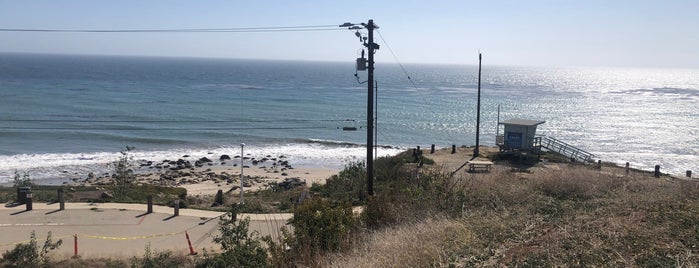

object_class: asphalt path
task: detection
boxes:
[0,202,291,259]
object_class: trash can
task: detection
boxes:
[17,186,32,204]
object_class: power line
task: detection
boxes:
[0,126,329,131]
[0,119,356,123]
[376,30,421,93]
[0,24,343,33]
[376,29,454,150]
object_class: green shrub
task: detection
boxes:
[316,161,366,205]
[209,204,268,267]
[130,243,177,268]
[1,231,62,267]
[289,198,356,258]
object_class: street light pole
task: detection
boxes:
[474,53,482,158]
[240,143,245,205]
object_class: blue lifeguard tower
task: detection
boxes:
[496,118,595,163]
[496,119,546,152]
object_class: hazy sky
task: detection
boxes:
[1,0,697,68]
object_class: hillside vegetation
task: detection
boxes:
[3,151,697,267]
[321,153,699,267]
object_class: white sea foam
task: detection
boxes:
[0,143,405,184]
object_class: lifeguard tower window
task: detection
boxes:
[506,132,522,148]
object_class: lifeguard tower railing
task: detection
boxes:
[497,135,595,163]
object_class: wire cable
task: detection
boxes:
[377,29,451,132]
[376,30,421,94]
[0,24,342,33]
[0,118,356,123]
[0,126,329,131]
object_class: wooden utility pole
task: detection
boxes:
[365,19,378,196]
[340,19,379,196]
[474,53,482,158]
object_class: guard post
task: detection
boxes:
[58,188,65,211]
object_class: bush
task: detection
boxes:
[209,204,268,267]
[130,244,180,268]
[316,161,366,205]
[288,197,356,264]
[1,231,62,267]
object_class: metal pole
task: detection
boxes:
[374,81,378,162]
[366,19,376,196]
[240,143,245,204]
[474,53,482,158]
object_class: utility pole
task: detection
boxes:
[340,19,379,196]
[474,53,482,158]
[365,19,377,196]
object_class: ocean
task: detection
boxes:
[0,53,697,183]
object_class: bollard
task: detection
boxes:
[185,231,197,255]
[625,162,630,174]
[688,170,692,178]
[73,234,78,258]
[654,165,660,178]
[26,193,33,211]
[451,145,456,154]
[58,188,65,211]
[174,200,180,216]
[597,160,602,169]
[147,195,153,214]
[430,144,435,154]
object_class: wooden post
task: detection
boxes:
[147,195,153,214]
[597,160,602,169]
[654,165,660,178]
[451,145,456,154]
[174,200,180,216]
[687,170,692,178]
[58,188,65,211]
[625,162,630,174]
[430,144,435,154]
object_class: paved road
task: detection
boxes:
[0,202,291,259]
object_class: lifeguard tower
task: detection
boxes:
[496,118,595,163]
[496,119,546,153]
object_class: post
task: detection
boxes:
[73,234,78,258]
[474,53,482,158]
[654,165,660,178]
[430,144,435,154]
[185,231,196,255]
[147,195,153,214]
[174,200,180,216]
[597,160,602,169]
[58,188,65,211]
[240,143,245,204]
[451,145,456,154]
[26,192,32,211]
[366,19,377,196]
[625,162,630,174]
[687,170,692,178]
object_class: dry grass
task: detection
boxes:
[324,218,472,268]
[323,162,699,267]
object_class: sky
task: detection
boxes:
[1,0,698,68]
